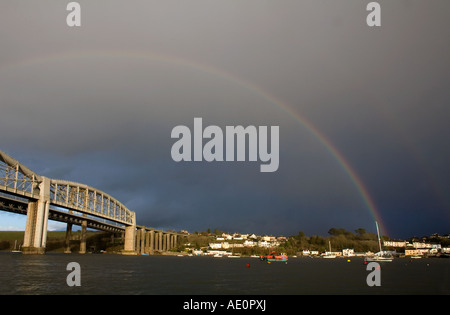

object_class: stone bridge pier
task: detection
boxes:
[122,223,137,255]
[22,177,50,255]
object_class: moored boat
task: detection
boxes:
[364,221,393,263]
[321,241,336,259]
[259,251,288,262]
[364,251,393,262]
[322,253,336,259]
[11,240,21,253]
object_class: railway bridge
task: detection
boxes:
[0,149,183,255]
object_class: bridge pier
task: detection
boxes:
[22,177,50,255]
[172,233,177,249]
[79,217,87,254]
[162,232,166,251]
[122,211,137,255]
[123,225,136,255]
[140,228,145,255]
[155,231,160,251]
[165,233,170,251]
[145,231,150,254]
[64,222,72,253]
[135,228,140,253]
[149,230,154,254]
[134,227,145,255]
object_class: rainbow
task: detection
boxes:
[0,49,389,236]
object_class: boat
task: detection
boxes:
[365,251,393,262]
[259,251,288,262]
[364,221,393,262]
[322,241,336,259]
[11,240,21,253]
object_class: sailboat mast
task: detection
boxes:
[376,221,382,252]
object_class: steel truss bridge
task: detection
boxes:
[0,149,182,255]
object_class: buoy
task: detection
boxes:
[347,259,351,262]
[246,263,250,268]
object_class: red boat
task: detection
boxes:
[259,251,288,262]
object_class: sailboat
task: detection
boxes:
[364,221,393,262]
[322,241,336,259]
[11,240,21,253]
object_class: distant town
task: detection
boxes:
[179,229,450,258]
[1,228,449,258]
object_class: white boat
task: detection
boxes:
[365,251,393,262]
[213,254,223,258]
[364,221,393,262]
[322,241,336,258]
[11,240,21,253]
[322,254,336,259]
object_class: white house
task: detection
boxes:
[342,248,355,257]
[243,240,256,247]
[209,243,223,249]
[233,234,243,240]
[258,240,271,247]
[384,241,407,247]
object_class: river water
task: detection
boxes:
[0,252,448,295]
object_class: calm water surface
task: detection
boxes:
[0,252,448,295]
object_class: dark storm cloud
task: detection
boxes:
[0,0,449,238]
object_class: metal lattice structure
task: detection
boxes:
[0,150,41,198]
[0,149,135,226]
[49,179,134,225]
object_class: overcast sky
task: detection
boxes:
[0,1,449,239]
